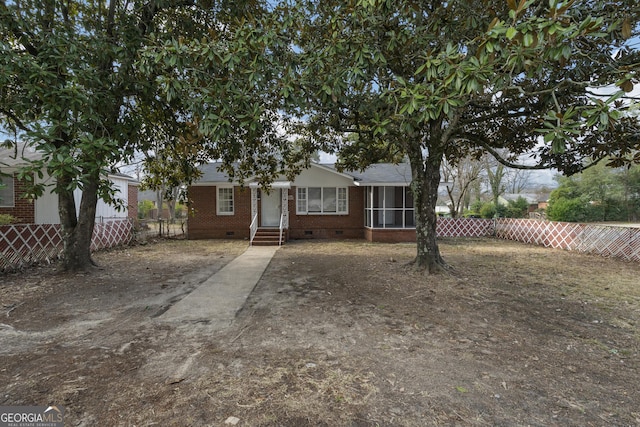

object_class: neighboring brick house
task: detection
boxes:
[188,162,430,243]
[0,173,34,223]
[1,145,138,224]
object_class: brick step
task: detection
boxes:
[252,236,281,242]
[254,230,280,236]
[252,229,284,246]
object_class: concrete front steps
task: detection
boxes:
[251,228,285,246]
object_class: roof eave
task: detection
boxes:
[355,182,411,186]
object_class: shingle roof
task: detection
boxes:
[196,162,414,185]
[502,193,543,204]
[0,143,42,166]
[198,163,235,182]
[109,171,137,181]
[1,143,136,183]
[338,163,412,185]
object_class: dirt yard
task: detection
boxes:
[1,238,639,426]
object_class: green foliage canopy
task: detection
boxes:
[268,0,640,270]
[0,0,277,269]
[2,0,639,271]
[547,163,640,222]
[281,0,640,173]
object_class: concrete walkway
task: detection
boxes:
[159,246,278,326]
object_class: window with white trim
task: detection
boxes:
[296,187,307,213]
[337,188,347,212]
[217,187,234,215]
[297,187,348,214]
[0,176,15,207]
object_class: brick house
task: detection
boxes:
[188,162,430,244]
[1,145,138,224]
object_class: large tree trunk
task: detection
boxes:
[58,172,99,271]
[408,145,447,273]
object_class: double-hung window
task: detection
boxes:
[297,187,348,214]
[0,176,15,207]
[217,187,234,215]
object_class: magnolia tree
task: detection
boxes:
[149,0,639,273]
[0,0,275,270]
[2,0,639,273]
[270,0,640,272]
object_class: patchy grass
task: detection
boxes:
[1,238,639,426]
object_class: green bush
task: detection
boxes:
[464,200,484,218]
[479,202,497,218]
[138,200,155,219]
[479,202,507,218]
[174,202,186,219]
[546,197,590,222]
[0,214,17,225]
[505,197,530,218]
[547,163,640,222]
[472,198,529,219]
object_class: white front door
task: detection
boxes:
[261,189,281,227]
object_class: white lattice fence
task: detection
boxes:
[91,220,134,251]
[0,224,63,271]
[496,219,640,262]
[437,218,494,237]
[1,219,134,271]
[574,225,640,261]
[495,219,582,249]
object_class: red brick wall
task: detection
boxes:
[0,174,35,224]
[288,186,365,240]
[187,185,252,239]
[186,184,420,242]
[127,183,139,224]
[365,228,417,243]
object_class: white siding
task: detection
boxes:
[94,176,129,220]
[34,174,60,224]
[35,173,130,224]
[293,165,354,188]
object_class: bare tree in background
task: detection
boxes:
[484,155,507,207]
[504,163,534,194]
[441,157,483,217]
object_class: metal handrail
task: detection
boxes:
[278,212,285,246]
[249,213,258,246]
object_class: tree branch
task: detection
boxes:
[0,3,39,56]
[0,107,31,132]
[467,133,606,175]
[138,0,196,36]
[459,106,535,126]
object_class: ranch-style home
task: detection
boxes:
[188,162,436,245]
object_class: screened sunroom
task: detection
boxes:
[364,186,415,229]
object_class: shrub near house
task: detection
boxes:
[0,214,17,225]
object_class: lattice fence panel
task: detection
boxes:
[496,219,583,249]
[574,225,640,261]
[437,218,494,237]
[1,219,133,272]
[496,219,640,262]
[0,224,63,271]
[91,219,134,251]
